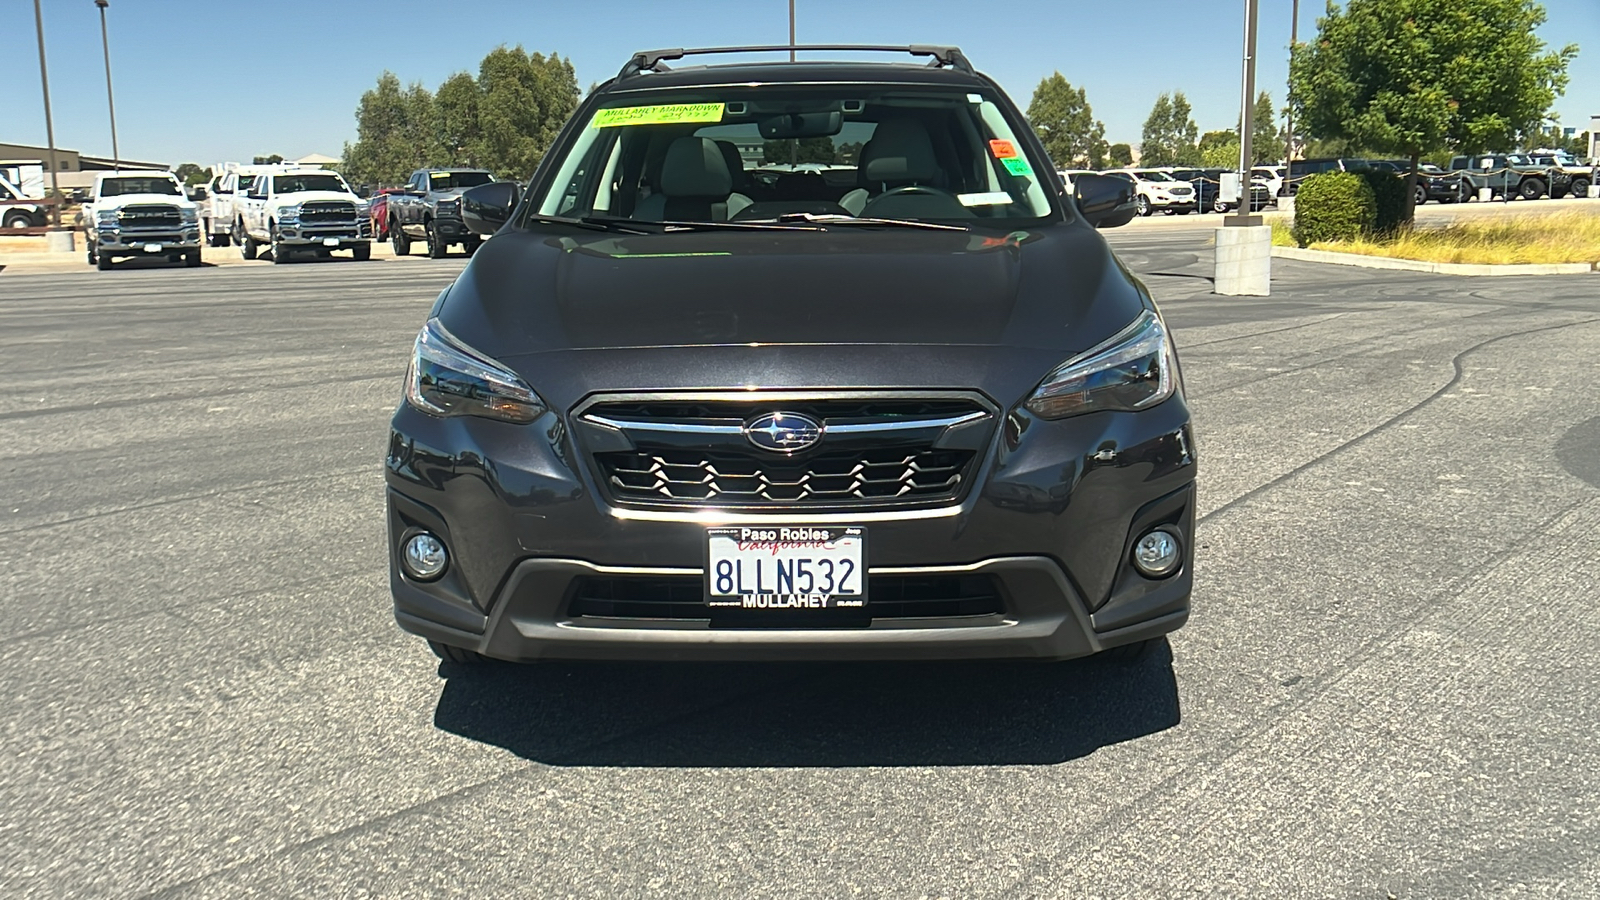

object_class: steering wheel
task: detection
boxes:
[869,184,963,204]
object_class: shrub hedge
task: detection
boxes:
[1292,172,1376,247]
[1358,168,1409,236]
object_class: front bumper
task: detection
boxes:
[1150,195,1196,210]
[95,225,202,253]
[276,218,373,246]
[386,391,1197,662]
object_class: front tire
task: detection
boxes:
[426,224,446,258]
[240,230,257,260]
[270,225,289,264]
[351,242,371,261]
[391,219,410,256]
[184,250,202,268]
[463,236,482,255]
[1519,177,1546,200]
[429,640,489,665]
[96,251,113,270]
[1136,196,1152,217]
[1571,177,1591,198]
[1414,185,1427,206]
[2,210,32,229]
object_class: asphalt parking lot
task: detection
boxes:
[3,227,1598,898]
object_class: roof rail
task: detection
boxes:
[617,44,973,80]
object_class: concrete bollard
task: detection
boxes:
[45,230,76,252]
[1278,194,1294,218]
[1478,187,1493,202]
[1589,184,1599,199]
[1214,225,1272,296]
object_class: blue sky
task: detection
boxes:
[6,0,1597,166]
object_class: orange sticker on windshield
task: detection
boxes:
[989,139,1018,159]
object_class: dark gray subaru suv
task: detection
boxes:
[386,45,1196,664]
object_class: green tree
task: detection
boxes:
[1140,92,1198,166]
[1025,72,1107,169]
[252,154,283,165]
[474,46,580,179]
[434,71,481,167]
[174,163,211,186]
[1290,0,1575,221]
[1201,140,1242,169]
[1251,91,1281,164]
[340,72,415,187]
[1106,143,1133,167]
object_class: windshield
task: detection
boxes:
[271,173,350,194]
[100,177,181,197]
[530,86,1057,226]
[1135,171,1175,182]
[430,171,493,190]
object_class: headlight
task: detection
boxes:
[437,199,460,215]
[1025,311,1175,419]
[405,318,545,424]
[96,208,118,223]
[180,207,199,223]
[277,204,301,220]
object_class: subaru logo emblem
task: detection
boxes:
[744,412,823,454]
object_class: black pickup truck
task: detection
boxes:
[1449,154,1559,201]
[386,168,496,258]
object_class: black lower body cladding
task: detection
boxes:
[386,389,1197,662]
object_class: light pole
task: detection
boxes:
[1285,0,1299,168]
[1227,0,1261,227]
[32,0,62,226]
[788,0,796,61]
[95,0,120,171]
[1215,0,1270,297]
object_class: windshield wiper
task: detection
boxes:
[750,213,970,232]
[583,215,821,233]
[522,214,654,235]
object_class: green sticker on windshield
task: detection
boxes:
[593,103,726,127]
[1002,156,1034,177]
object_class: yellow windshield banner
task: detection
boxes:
[592,103,726,128]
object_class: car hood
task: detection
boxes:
[270,191,357,207]
[434,224,1151,407]
[94,193,196,211]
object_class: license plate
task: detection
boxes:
[706,526,866,609]
[142,243,162,253]
[322,237,340,247]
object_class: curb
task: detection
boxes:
[1270,246,1597,276]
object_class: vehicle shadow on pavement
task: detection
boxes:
[431,642,1181,767]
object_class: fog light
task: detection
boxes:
[1132,529,1181,578]
[402,533,448,580]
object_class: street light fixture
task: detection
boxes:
[96,0,120,172]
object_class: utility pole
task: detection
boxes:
[1215,0,1270,296]
[96,0,120,171]
[788,0,796,61]
[1285,0,1298,167]
[32,0,62,226]
[1227,0,1261,227]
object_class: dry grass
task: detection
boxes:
[1287,210,1600,265]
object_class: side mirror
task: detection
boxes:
[461,181,521,234]
[1072,173,1137,229]
[190,187,208,200]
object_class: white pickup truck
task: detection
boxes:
[1,174,49,229]
[203,165,286,247]
[236,169,372,263]
[83,171,203,270]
